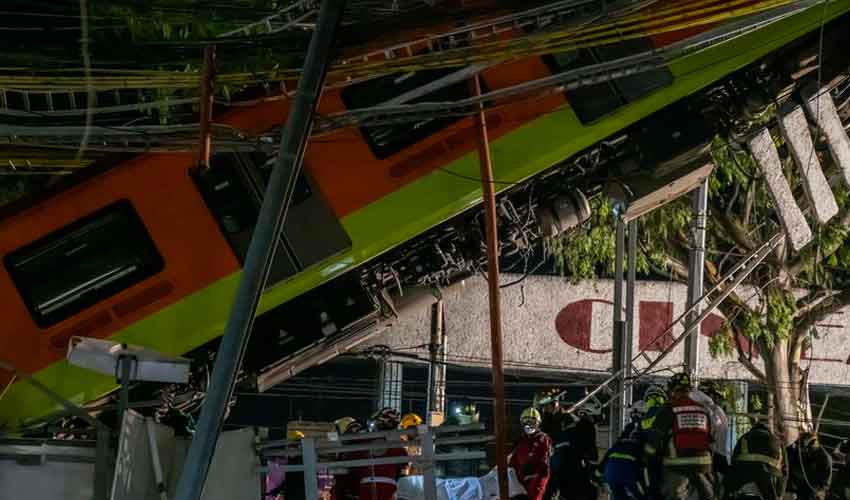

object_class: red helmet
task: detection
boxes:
[369,407,401,431]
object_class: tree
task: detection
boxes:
[552,130,850,445]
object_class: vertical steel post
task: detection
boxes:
[94,423,112,500]
[685,179,708,375]
[173,1,344,498]
[302,438,320,500]
[610,218,626,444]
[427,300,446,424]
[624,220,637,410]
[422,429,438,500]
[471,74,509,500]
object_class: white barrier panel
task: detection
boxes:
[368,276,850,385]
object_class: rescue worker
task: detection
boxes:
[534,388,565,436]
[400,413,423,475]
[331,419,364,500]
[788,432,832,500]
[509,407,552,500]
[439,399,485,477]
[723,421,785,500]
[562,404,602,500]
[355,408,409,500]
[603,412,647,500]
[640,385,668,500]
[647,372,715,500]
[534,388,569,500]
[267,430,306,500]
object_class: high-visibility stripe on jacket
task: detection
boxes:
[662,441,713,467]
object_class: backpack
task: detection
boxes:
[671,397,711,454]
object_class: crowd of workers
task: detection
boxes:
[270,373,850,500]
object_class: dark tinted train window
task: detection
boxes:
[547,38,673,124]
[341,68,474,159]
[5,200,163,328]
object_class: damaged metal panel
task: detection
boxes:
[748,128,811,251]
[778,105,838,223]
[803,87,850,189]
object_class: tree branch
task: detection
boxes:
[795,289,841,318]
[715,212,757,252]
[733,327,767,382]
[788,209,850,279]
[794,288,850,336]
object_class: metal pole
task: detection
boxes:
[198,45,216,168]
[173,1,344,498]
[685,179,708,374]
[624,219,637,409]
[427,300,446,424]
[471,74,509,500]
[610,218,626,444]
[303,438,320,500]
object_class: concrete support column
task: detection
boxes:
[378,360,404,412]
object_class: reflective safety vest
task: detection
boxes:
[670,397,711,455]
[733,427,783,474]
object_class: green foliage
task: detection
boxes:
[546,197,616,281]
[708,323,735,358]
[766,289,796,340]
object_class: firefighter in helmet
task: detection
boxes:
[510,407,552,500]
[354,407,408,500]
[647,372,716,500]
[640,384,668,500]
[723,420,786,500]
[534,388,568,500]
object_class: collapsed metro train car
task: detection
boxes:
[0,1,847,429]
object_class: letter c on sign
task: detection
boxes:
[555,299,612,353]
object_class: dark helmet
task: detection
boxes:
[533,388,561,409]
[699,379,725,403]
[668,372,693,392]
[369,407,401,431]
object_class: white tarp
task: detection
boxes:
[397,468,526,500]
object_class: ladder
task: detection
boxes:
[567,83,850,413]
[0,88,197,119]
[566,231,783,414]
[217,0,318,38]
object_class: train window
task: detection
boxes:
[546,38,672,124]
[5,200,164,328]
[341,68,474,159]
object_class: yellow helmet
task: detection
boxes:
[334,417,356,434]
[401,413,424,429]
[287,430,305,441]
[520,407,542,423]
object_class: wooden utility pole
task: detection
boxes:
[471,74,509,500]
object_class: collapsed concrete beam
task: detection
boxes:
[778,105,838,224]
[803,87,850,188]
[749,128,812,251]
